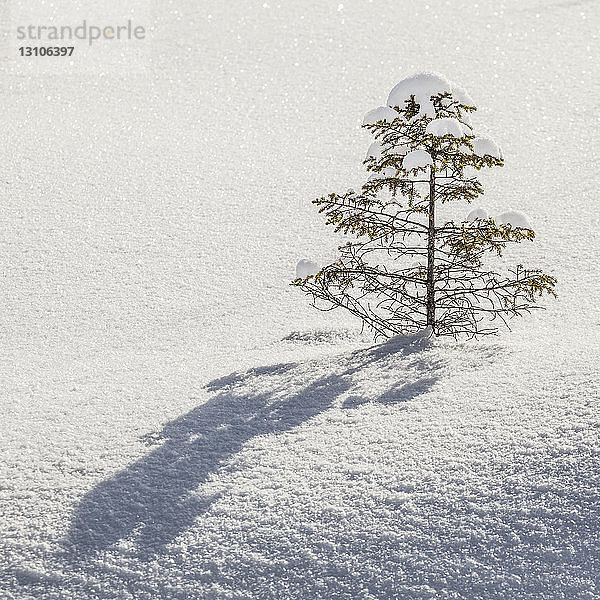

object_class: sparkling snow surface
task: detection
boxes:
[1,1,600,599]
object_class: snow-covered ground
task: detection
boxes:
[1,1,599,598]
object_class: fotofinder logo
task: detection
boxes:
[16,20,146,46]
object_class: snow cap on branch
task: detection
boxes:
[366,140,410,161]
[379,166,397,178]
[425,117,465,137]
[451,84,475,109]
[496,211,531,229]
[402,149,433,171]
[362,105,398,126]
[387,143,411,156]
[473,136,502,159]
[365,140,383,159]
[466,207,489,221]
[296,259,320,279]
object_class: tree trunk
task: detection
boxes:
[426,165,436,330]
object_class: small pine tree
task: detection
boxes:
[294,74,556,338]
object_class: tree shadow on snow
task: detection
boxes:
[64,332,440,562]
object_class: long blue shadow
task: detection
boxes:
[65,367,353,558]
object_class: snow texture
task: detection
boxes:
[425,117,465,137]
[1,1,599,599]
[402,149,433,171]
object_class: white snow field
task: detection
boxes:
[1,0,600,598]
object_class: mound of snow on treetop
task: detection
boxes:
[402,149,433,171]
[386,72,473,118]
[425,117,465,137]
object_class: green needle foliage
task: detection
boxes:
[293,81,556,338]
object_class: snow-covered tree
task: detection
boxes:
[294,73,556,338]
